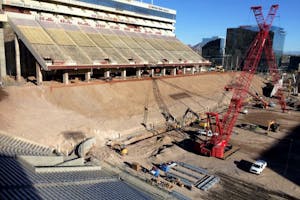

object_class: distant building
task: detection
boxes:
[288,56,300,71]
[225,26,286,71]
[192,36,225,66]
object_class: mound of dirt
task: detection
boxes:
[0,73,265,150]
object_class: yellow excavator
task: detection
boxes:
[106,141,128,156]
[267,120,280,133]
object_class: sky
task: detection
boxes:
[142,0,300,52]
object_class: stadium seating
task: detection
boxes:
[9,14,204,66]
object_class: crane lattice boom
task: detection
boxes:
[199,5,286,158]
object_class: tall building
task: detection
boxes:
[0,0,209,83]
[201,37,225,66]
[192,36,225,66]
[225,25,285,71]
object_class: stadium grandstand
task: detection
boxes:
[0,0,209,84]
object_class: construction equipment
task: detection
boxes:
[181,108,200,127]
[267,120,280,132]
[152,78,179,130]
[195,5,286,159]
[225,85,269,109]
[107,141,128,156]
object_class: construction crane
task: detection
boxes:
[196,5,286,159]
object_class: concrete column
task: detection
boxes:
[0,24,7,78]
[104,70,110,78]
[63,72,69,84]
[85,71,91,82]
[171,68,176,76]
[161,68,166,76]
[121,69,126,79]
[150,69,154,77]
[136,68,141,78]
[183,67,186,75]
[191,67,195,75]
[15,36,21,81]
[36,62,42,85]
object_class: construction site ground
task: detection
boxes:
[0,72,300,199]
[103,107,300,199]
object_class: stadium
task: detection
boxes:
[0,0,209,84]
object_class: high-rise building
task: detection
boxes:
[225,25,285,71]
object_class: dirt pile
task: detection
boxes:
[0,73,265,152]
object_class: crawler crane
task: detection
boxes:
[196,5,286,159]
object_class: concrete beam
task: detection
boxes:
[36,62,42,85]
[85,71,91,82]
[35,165,102,173]
[17,155,64,167]
[161,68,166,76]
[121,69,126,79]
[0,24,6,78]
[63,72,69,84]
[15,35,21,81]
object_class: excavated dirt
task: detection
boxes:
[1,72,300,199]
[0,72,260,152]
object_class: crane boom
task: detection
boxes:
[198,5,285,158]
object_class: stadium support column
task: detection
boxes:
[85,71,91,82]
[104,69,110,78]
[36,62,42,85]
[161,68,166,76]
[15,35,21,82]
[136,68,141,78]
[150,69,154,77]
[121,69,126,79]
[183,67,186,75]
[63,72,69,84]
[191,67,195,75]
[0,23,6,79]
[171,68,176,76]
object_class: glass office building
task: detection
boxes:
[225,26,285,71]
[200,36,225,66]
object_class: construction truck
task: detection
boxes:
[215,65,225,72]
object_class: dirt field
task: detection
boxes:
[104,108,300,199]
[0,72,299,199]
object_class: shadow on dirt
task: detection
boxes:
[234,159,253,172]
[258,124,300,186]
[173,138,201,155]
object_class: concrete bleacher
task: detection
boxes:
[0,134,154,200]
[9,14,205,67]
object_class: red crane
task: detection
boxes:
[196,4,286,159]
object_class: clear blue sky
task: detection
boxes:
[142,0,300,52]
